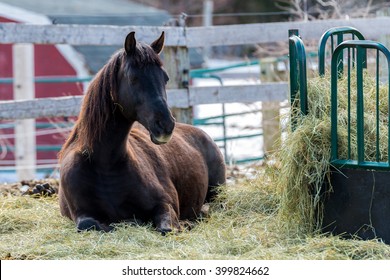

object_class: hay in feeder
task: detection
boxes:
[276,71,389,235]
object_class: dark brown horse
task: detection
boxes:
[58,31,226,233]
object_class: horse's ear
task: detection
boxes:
[124,31,136,55]
[150,31,165,55]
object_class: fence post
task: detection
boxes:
[377,8,390,78]
[13,43,36,180]
[164,15,192,124]
[260,57,281,156]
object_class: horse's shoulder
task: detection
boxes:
[60,150,86,174]
[129,122,149,138]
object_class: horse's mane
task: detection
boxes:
[59,42,163,160]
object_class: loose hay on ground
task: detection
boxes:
[1,170,389,259]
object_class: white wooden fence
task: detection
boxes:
[0,83,287,119]
[2,17,390,119]
[1,17,390,46]
[2,17,390,179]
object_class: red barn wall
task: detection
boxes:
[0,16,83,172]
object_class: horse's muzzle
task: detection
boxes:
[151,133,173,145]
[148,111,175,145]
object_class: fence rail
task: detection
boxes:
[1,17,390,47]
[0,83,288,119]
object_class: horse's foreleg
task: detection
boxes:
[153,203,181,234]
[76,217,113,232]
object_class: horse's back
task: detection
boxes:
[172,123,226,185]
[165,123,226,202]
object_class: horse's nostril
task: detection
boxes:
[156,120,164,130]
[155,116,175,135]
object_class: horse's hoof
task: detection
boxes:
[157,227,172,236]
[77,217,112,232]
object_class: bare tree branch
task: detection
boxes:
[275,0,305,20]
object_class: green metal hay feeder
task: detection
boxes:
[289,26,390,244]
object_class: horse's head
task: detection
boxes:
[115,31,175,145]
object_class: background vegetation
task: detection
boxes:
[133,0,390,26]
